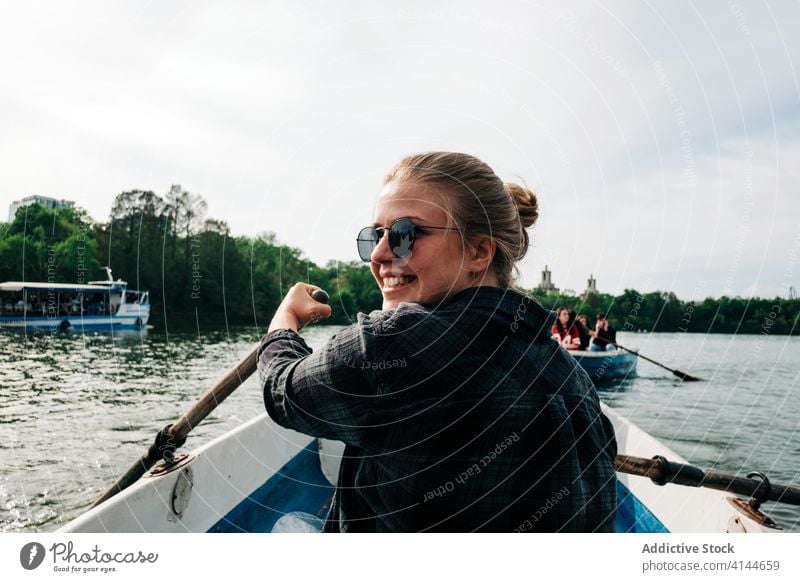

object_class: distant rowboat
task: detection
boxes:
[573,349,638,382]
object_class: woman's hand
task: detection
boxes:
[268,283,333,333]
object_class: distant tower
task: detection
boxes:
[537,265,559,294]
[584,274,598,296]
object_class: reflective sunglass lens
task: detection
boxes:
[389,219,414,258]
[356,227,378,262]
[356,219,418,262]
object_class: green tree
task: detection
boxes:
[1,205,96,283]
[0,233,46,282]
[96,190,168,321]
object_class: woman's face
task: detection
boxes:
[369,180,475,309]
[559,309,570,324]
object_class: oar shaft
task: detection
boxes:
[613,342,702,381]
[620,348,668,371]
[90,454,157,508]
[90,287,331,509]
[170,346,259,440]
[90,347,260,509]
[616,454,800,506]
[701,470,800,505]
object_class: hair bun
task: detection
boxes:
[505,182,539,228]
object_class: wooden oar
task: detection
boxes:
[616,454,800,506]
[91,289,330,509]
[609,340,702,382]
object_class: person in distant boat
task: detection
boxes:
[551,307,581,350]
[590,312,617,351]
[259,152,617,533]
[575,312,592,350]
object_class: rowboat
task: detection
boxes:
[573,349,638,382]
[0,268,149,331]
[59,403,783,533]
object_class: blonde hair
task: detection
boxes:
[385,152,539,288]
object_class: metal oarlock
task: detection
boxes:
[146,424,187,465]
[746,471,772,511]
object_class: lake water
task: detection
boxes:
[1,326,798,532]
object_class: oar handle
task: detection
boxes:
[616,454,800,506]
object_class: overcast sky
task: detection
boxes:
[1,0,798,299]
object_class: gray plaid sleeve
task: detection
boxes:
[258,320,379,446]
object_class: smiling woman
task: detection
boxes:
[258,152,618,532]
[361,152,540,308]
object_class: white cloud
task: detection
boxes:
[1,0,798,299]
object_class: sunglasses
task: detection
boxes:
[356,217,459,262]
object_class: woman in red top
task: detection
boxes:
[551,307,581,350]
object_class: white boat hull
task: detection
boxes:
[60,407,783,533]
[62,415,326,533]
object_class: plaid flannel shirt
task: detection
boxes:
[259,286,617,532]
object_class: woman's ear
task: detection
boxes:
[467,236,496,273]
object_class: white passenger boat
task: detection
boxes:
[0,268,149,331]
[59,403,784,533]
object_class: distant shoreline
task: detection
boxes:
[2,202,798,336]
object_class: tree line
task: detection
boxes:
[531,289,798,336]
[1,186,797,334]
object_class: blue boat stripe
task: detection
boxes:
[615,480,669,533]
[209,445,668,533]
[208,440,334,533]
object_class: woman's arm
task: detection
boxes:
[260,284,378,446]
[259,324,378,447]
